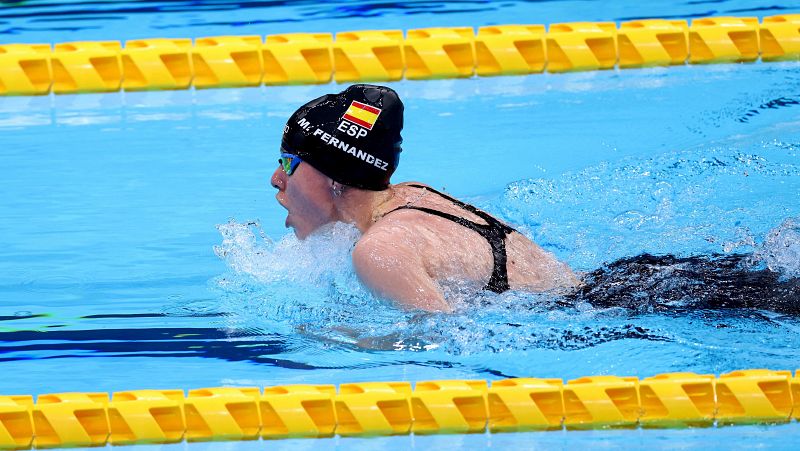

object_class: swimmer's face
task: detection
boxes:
[271,159,337,239]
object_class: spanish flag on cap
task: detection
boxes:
[342,100,382,130]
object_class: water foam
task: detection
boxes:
[212,220,397,335]
[214,219,361,286]
[753,217,800,279]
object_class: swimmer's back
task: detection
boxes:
[366,182,579,295]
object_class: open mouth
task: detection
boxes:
[274,195,290,228]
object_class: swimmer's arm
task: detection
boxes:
[352,235,452,313]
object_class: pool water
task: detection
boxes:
[2,0,800,449]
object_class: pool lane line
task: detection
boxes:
[0,369,798,447]
[0,15,799,95]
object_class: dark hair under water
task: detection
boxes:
[568,253,800,314]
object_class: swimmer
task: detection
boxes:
[271,84,580,312]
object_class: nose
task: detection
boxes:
[271,165,285,191]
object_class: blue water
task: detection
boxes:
[2,1,800,449]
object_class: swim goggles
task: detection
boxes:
[279,152,302,176]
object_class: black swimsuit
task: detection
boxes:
[385,184,516,293]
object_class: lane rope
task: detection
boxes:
[0,15,798,95]
[1,369,798,448]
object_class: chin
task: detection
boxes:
[291,224,312,240]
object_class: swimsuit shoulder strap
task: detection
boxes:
[383,183,514,293]
[390,205,488,235]
[403,184,514,232]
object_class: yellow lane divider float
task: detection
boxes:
[0,14,799,96]
[0,369,799,448]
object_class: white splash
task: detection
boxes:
[214,219,362,286]
[753,217,800,279]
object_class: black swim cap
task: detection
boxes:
[281,84,403,191]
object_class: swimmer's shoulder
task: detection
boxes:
[361,189,434,251]
[352,227,451,312]
[374,181,435,224]
[392,181,433,192]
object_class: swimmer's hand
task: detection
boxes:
[352,232,452,313]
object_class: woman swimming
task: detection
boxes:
[271,84,798,313]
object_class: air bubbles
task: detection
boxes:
[613,210,653,230]
[650,181,673,201]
